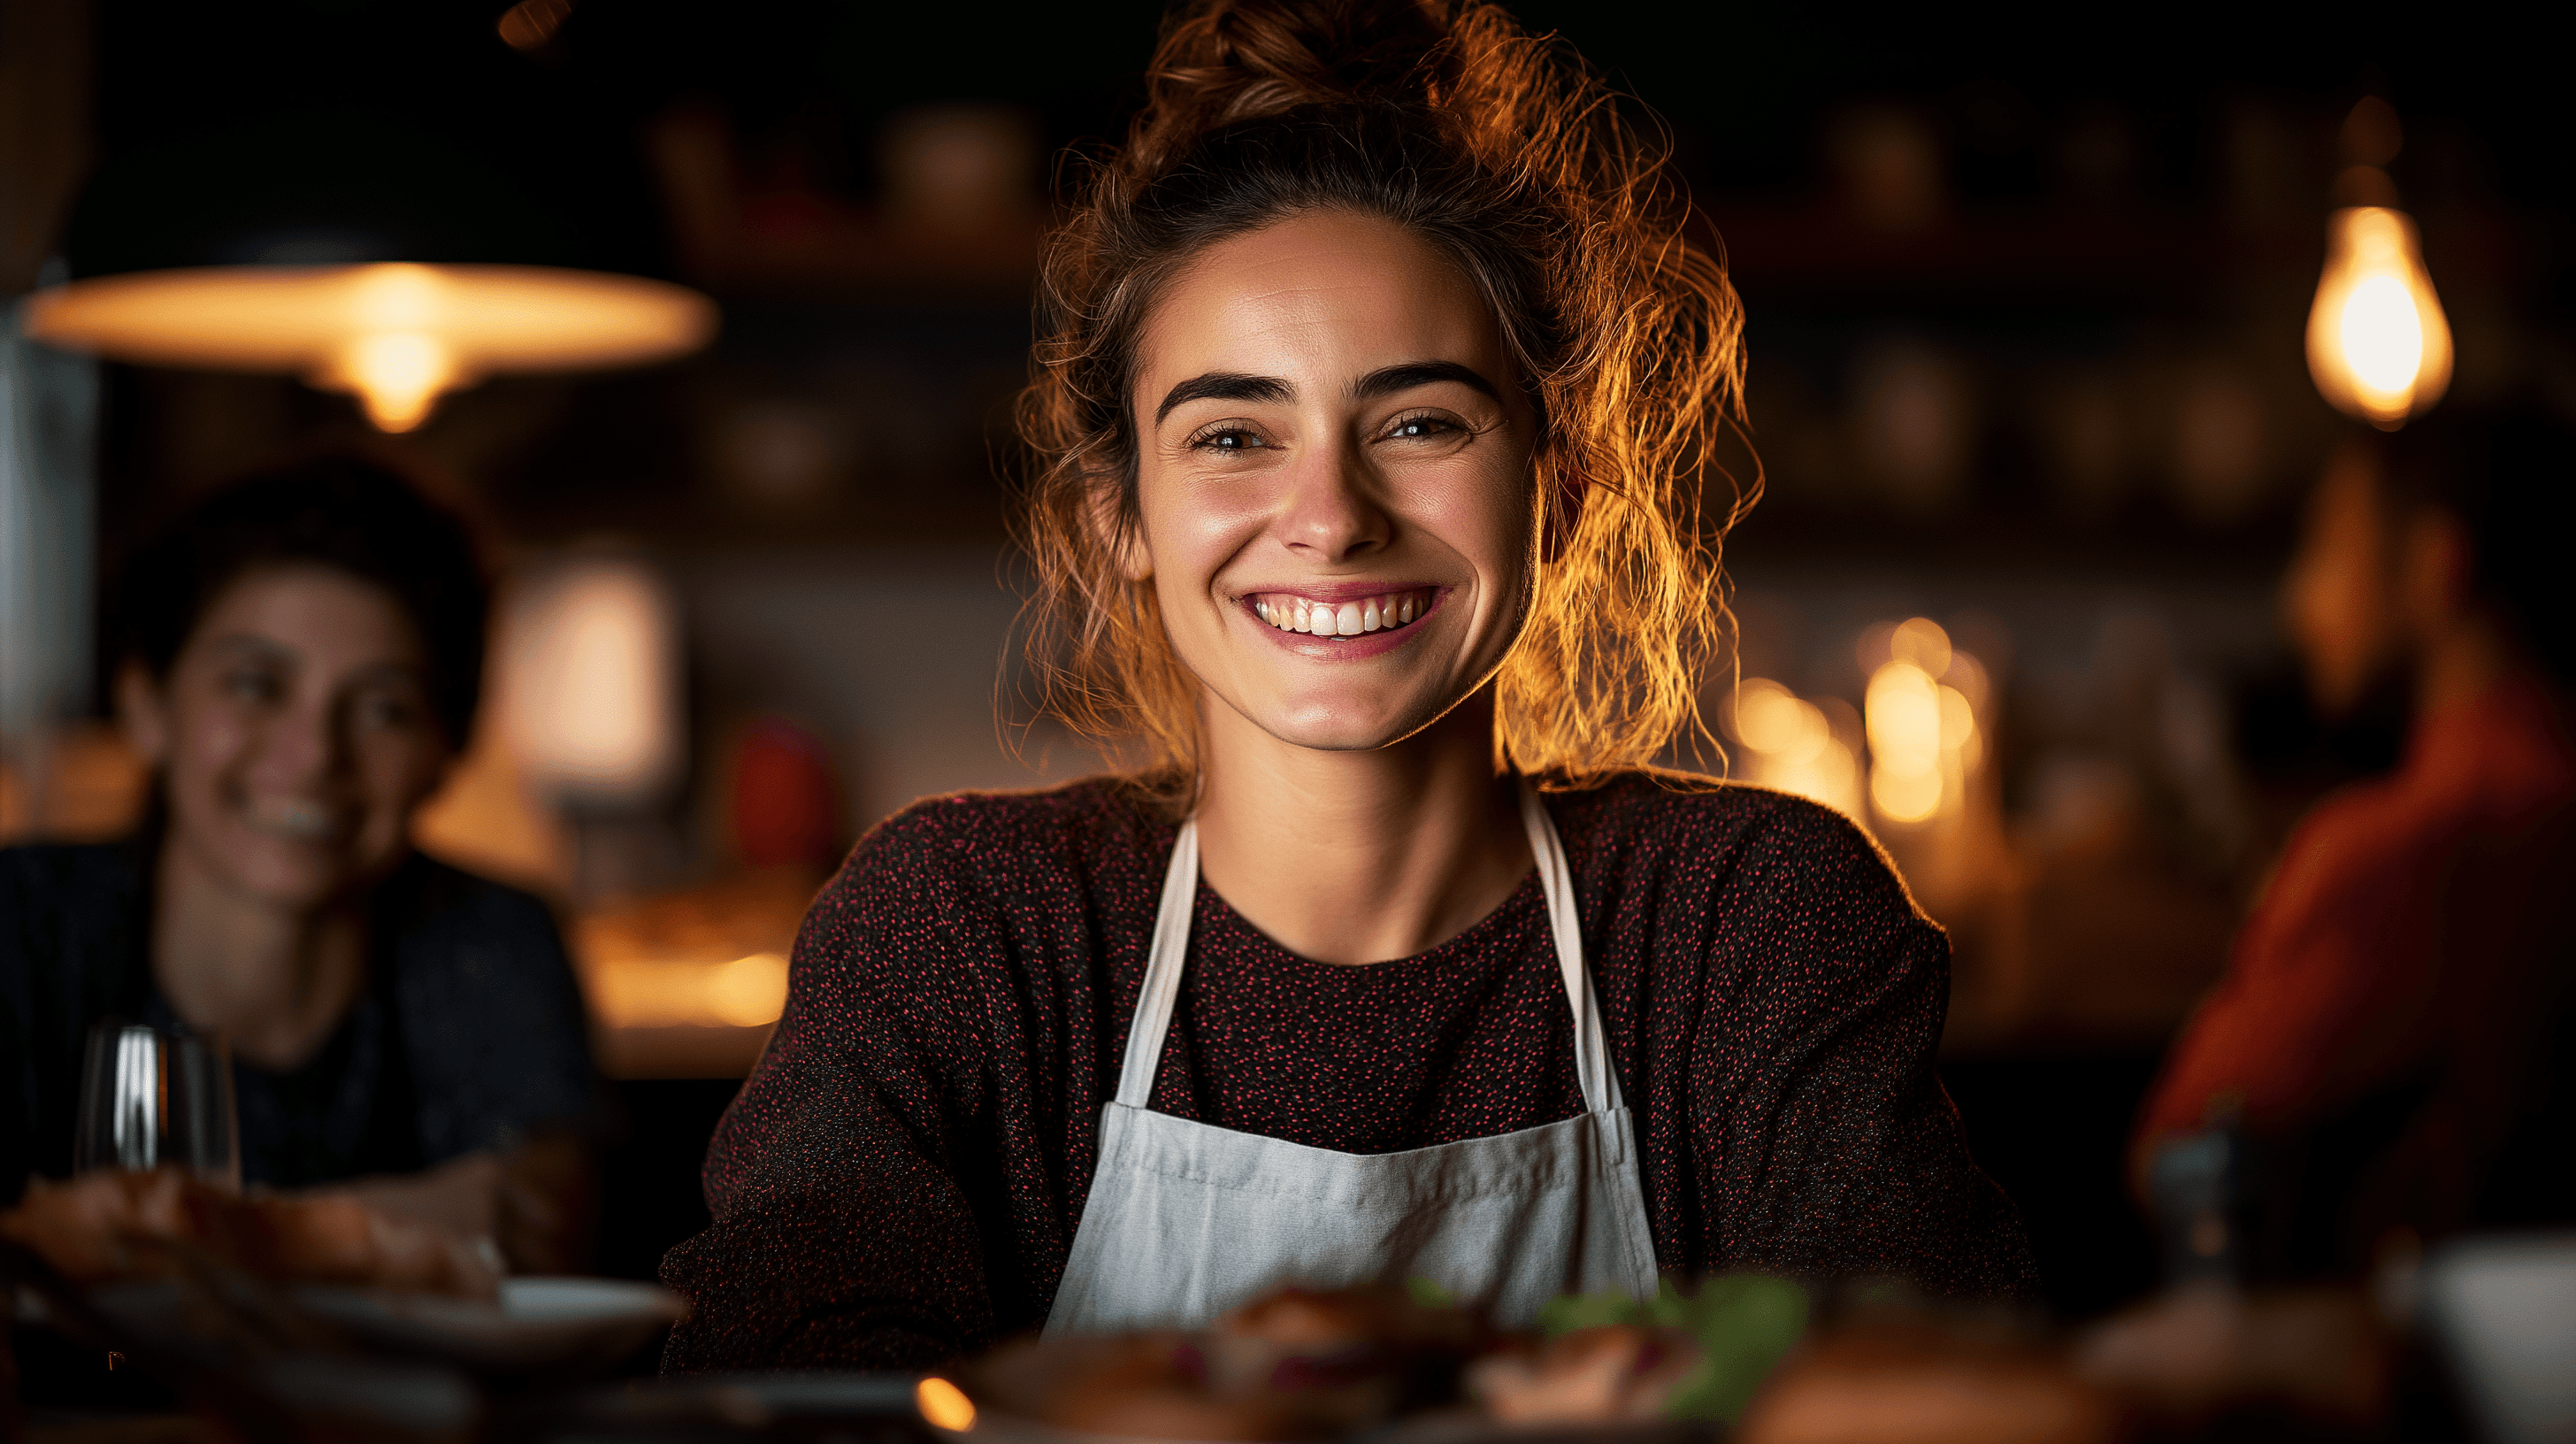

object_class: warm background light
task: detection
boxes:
[21,263,716,433]
[2305,206,2452,429]
[501,559,685,804]
[1726,678,1863,820]
[916,1378,978,1432]
[585,951,789,1031]
[1858,618,1984,828]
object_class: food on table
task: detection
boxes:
[2074,1282,2388,1427]
[1534,1273,1811,1423]
[989,1284,1491,1440]
[0,1168,499,1301]
[1468,1321,1702,1424]
[967,1275,1812,1440]
[1736,1323,2120,1444]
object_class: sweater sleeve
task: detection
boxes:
[657,807,1016,1371]
[1691,802,2037,1299]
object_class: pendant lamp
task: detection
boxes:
[18,114,716,433]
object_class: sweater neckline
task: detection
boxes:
[1187,867,1548,977]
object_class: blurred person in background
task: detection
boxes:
[0,455,602,1272]
[2135,405,2576,1272]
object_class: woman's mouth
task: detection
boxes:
[242,795,346,842]
[1247,588,1433,637]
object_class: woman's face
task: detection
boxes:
[122,564,454,910]
[1131,209,1541,753]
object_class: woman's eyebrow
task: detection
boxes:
[197,633,297,664]
[1155,372,1293,424]
[1353,360,1500,403]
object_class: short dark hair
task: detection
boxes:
[2373,403,2576,681]
[111,455,490,745]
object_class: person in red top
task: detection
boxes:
[2136,406,2576,1270]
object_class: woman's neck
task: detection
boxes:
[152,838,372,1071]
[1192,685,1531,965]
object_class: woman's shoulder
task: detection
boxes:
[840,773,1172,886]
[1542,770,1920,916]
[0,841,150,990]
[1545,769,1892,860]
[0,839,144,904]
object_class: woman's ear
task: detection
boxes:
[1088,475,1153,583]
[115,660,170,767]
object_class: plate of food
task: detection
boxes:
[930,1276,1809,1444]
[1,1168,684,1377]
[285,1274,687,1372]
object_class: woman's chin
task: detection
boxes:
[189,829,370,910]
[1243,696,1453,754]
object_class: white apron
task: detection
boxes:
[1043,781,1660,1335]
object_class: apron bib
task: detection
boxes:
[1044,781,1660,1335]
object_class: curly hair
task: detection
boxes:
[1012,0,1748,790]
[111,453,491,749]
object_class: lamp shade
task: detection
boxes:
[24,264,716,431]
[23,113,715,431]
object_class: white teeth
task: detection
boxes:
[1254,590,1430,637]
[249,797,336,840]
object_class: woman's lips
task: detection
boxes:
[240,795,346,842]
[1246,588,1434,637]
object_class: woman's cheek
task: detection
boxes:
[363,734,445,820]
[173,698,251,803]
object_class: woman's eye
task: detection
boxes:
[1386,415,1460,441]
[1191,427,1267,452]
[354,694,421,731]
[221,668,283,703]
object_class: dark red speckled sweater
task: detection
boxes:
[659,773,2036,1371]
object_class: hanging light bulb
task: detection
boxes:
[2304,100,2452,431]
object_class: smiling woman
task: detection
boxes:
[0,456,602,1275]
[660,0,2035,1375]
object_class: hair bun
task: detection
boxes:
[1125,0,1457,176]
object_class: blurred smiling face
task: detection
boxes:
[124,564,454,910]
[1129,208,1542,751]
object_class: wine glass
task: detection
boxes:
[73,1019,240,1188]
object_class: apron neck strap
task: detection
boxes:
[1516,780,1622,1113]
[1116,812,1201,1106]
[1116,779,1622,1114]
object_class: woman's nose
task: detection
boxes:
[251,695,344,787]
[1274,437,1391,562]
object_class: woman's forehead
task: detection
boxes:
[189,563,425,664]
[1138,211,1507,400]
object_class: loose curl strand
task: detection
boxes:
[1011,0,1748,794]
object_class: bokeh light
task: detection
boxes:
[2305,205,2453,428]
[1862,618,1985,826]
[1727,677,1862,819]
[586,951,788,1031]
